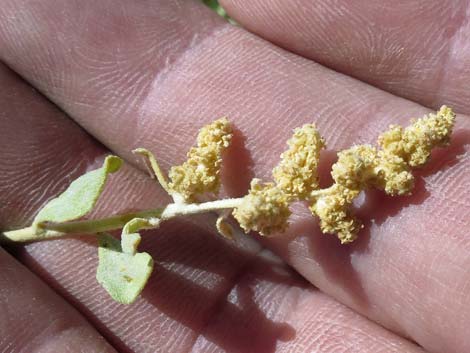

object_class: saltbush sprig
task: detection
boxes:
[1,106,456,303]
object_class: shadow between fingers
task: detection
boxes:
[287,215,371,309]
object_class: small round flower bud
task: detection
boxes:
[273,124,325,199]
[232,179,290,236]
[374,152,414,195]
[378,125,406,159]
[310,185,362,244]
[331,144,378,190]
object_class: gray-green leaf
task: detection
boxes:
[97,233,153,304]
[33,156,122,230]
[121,218,154,255]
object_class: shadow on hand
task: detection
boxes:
[221,126,255,197]
[138,218,299,353]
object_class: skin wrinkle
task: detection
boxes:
[431,4,469,110]
[89,5,226,152]
[191,261,424,353]
[129,31,230,169]
[222,0,470,113]
[283,293,422,353]
[169,26,425,156]
[0,248,115,353]
[23,318,79,353]
[139,27,265,170]
[0,64,106,230]
[2,0,228,161]
[186,249,281,353]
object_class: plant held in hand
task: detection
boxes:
[1,106,456,304]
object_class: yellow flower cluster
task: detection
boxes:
[272,124,325,199]
[315,106,455,243]
[232,179,290,235]
[310,185,361,243]
[375,105,455,194]
[233,106,455,243]
[167,107,455,243]
[8,107,455,306]
[168,118,232,202]
[233,124,325,235]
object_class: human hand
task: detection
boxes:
[0,1,468,352]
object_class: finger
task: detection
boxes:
[0,65,107,230]
[220,0,470,114]
[0,249,113,351]
[0,1,468,352]
[189,251,426,353]
[0,64,424,353]
[0,62,117,352]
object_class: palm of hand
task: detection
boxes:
[0,1,469,352]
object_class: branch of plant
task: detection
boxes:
[1,197,245,243]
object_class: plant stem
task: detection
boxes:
[1,208,162,243]
[1,198,244,243]
[133,148,173,195]
[47,209,163,234]
[161,198,243,219]
[309,185,336,198]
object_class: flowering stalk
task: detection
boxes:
[0,108,456,303]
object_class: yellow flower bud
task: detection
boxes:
[309,106,455,241]
[379,105,455,167]
[273,124,325,199]
[331,144,378,190]
[168,118,232,201]
[310,185,362,244]
[232,179,290,236]
[374,151,414,195]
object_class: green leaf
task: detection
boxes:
[201,0,234,23]
[33,156,123,230]
[97,233,153,304]
[202,0,220,10]
[121,217,156,255]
